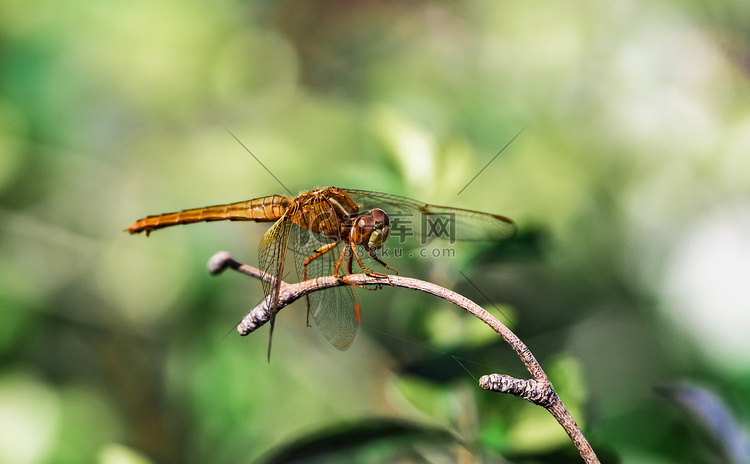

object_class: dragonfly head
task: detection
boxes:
[350,208,391,250]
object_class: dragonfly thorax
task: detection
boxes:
[291,187,360,239]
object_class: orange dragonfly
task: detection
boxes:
[126,187,517,354]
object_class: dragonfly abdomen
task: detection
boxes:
[126,195,290,235]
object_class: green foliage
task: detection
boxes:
[2,0,750,462]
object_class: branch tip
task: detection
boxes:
[208,251,234,274]
[480,374,557,408]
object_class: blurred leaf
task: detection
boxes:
[425,303,511,351]
[0,100,26,193]
[255,418,459,464]
[53,384,123,464]
[504,404,571,455]
[657,383,750,464]
[98,443,155,464]
[0,373,59,464]
[388,375,455,424]
[547,355,587,422]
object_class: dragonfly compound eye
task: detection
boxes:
[350,215,375,244]
[357,215,375,234]
[367,209,391,249]
[371,208,389,227]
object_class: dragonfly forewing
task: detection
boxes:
[344,189,517,243]
[259,215,294,323]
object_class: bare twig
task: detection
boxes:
[208,251,599,463]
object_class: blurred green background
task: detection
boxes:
[2,1,750,463]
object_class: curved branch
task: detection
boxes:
[208,251,599,464]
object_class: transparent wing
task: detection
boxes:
[257,213,296,358]
[344,189,517,243]
[290,221,359,351]
[258,215,293,314]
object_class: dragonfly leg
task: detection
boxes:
[346,246,355,274]
[368,249,398,275]
[332,242,376,291]
[331,242,347,277]
[304,241,341,275]
[350,241,394,278]
[303,241,340,326]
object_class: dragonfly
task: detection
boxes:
[126,187,517,356]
